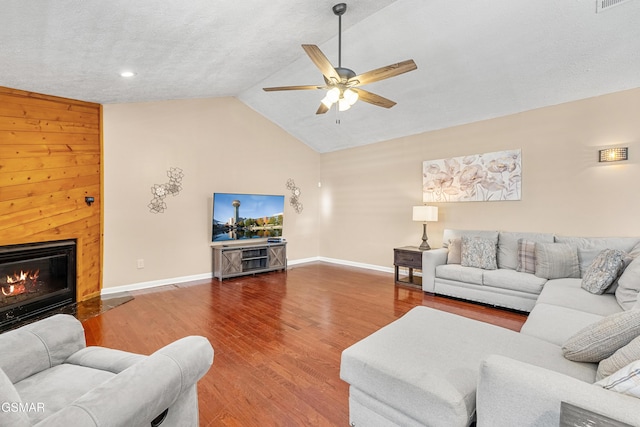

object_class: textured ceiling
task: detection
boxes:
[2,0,640,152]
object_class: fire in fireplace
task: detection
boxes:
[0,240,76,329]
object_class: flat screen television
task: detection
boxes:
[212,193,285,242]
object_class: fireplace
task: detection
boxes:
[0,240,76,328]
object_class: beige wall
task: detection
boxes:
[319,88,640,269]
[103,97,321,289]
[103,89,640,288]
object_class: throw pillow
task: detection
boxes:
[581,249,631,295]
[596,360,640,399]
[562,310,640,362]
[597,335,640,381]
[447,238,462,264]
[461,236,497,270]
[516,239,536,274]
[616,257,640,311]
[534,243,580,280]
[605,253,632,294]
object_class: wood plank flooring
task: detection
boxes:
[81,262,527,426]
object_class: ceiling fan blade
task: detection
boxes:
[316,103,330,115]
[349,59,417,86]
[353,89,396,109]
[263,85,324,92]
[302,44,341,83]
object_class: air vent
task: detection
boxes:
[596,0,633,13]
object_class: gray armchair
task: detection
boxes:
[0,314,213,427]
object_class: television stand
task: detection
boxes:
[212,242,287,281]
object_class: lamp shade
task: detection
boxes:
[413,206,438,222]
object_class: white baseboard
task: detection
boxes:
[101,273,212,296]
[101,257,395,296]
[317,257,394,274]
[287,256,321,266]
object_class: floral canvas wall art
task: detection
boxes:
[422,149,521,202]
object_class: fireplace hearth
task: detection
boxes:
[0,240,76,329]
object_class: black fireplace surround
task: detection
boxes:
[0,239,76,328]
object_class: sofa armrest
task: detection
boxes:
[36,336,214,427]
[476,355,640,427]
[421,248,448,293]
[0,314,85,383]
[65,346,147,374]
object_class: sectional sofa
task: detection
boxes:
[340,229,640,426]
[422,229,640,312]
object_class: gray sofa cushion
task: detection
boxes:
[581,249,631,295]
[616,257,640,310]
[482,269,547,295]
[520,303,604,347]
[15,364,116,424]
[562,310,640,362]
[597,335,640,381]
[555,236,640,276]
[534,243,580,279]
[497,231,554,270]
[536,279,623,316]
[436,264,484,285]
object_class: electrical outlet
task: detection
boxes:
[137,259,144,269]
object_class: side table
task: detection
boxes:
[394,246,423,287]
[560,402,632,427]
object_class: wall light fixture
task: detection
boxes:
[599,147,628,162]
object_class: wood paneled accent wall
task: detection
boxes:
[0,86,102,301]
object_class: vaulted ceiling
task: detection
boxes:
[2,0,639,152]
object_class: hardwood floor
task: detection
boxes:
[81,262,527,426]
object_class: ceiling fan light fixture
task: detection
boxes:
[327,87,341,103]
[321,87,341,108]
[343,88,358,105]
[262,3,417,115]
[338,97,352,111]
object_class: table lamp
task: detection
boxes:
[412,206,438,250]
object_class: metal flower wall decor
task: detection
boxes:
[148,167,184,213]
[422,149,521,202]
[286,178,303,214]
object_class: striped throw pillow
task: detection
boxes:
[562,310,640,362]
[516,239,536,274]
[596,359,640,399]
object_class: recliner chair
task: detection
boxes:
[0,314,213,426]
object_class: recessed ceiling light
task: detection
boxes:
[120,71,136,78]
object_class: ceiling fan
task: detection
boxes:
[263,3,417,115]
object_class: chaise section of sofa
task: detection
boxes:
[340,306,597,427]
